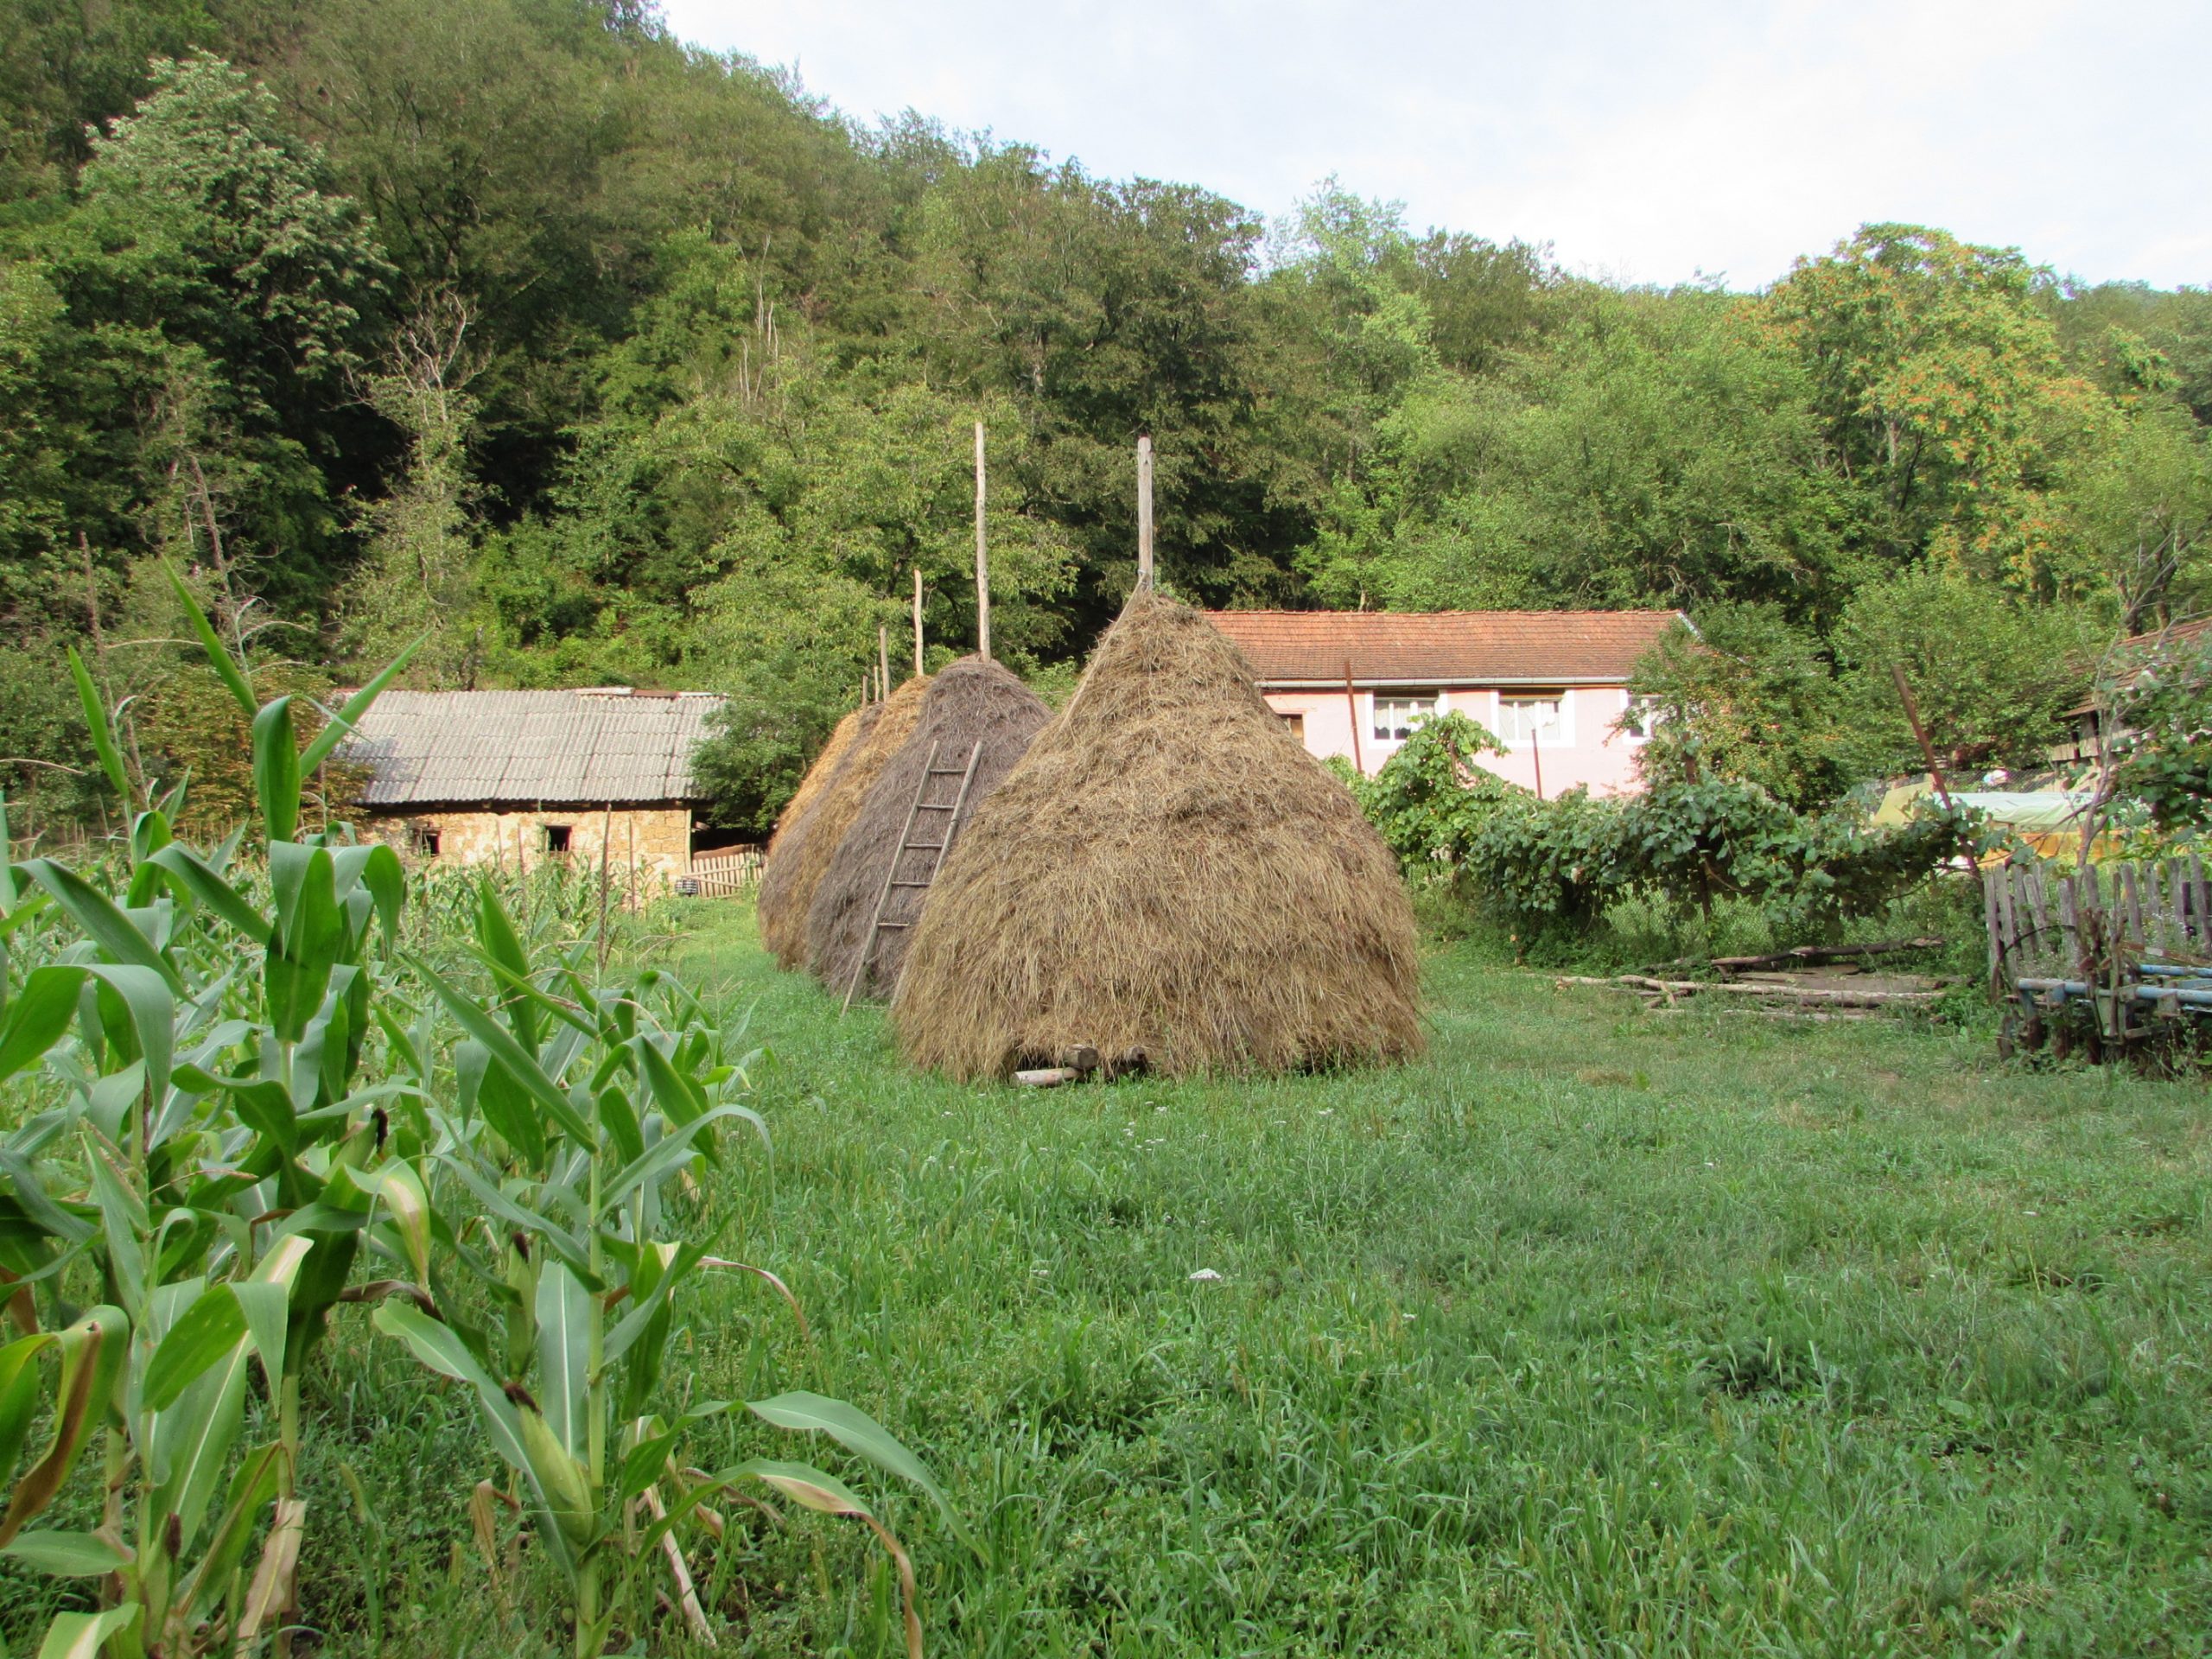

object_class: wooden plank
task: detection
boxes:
[2192,854,2211,953]
[2028,863,2056,978]
[2057,872,2081,979]
[1991,862,2008,995]
[2122,862,2145,950]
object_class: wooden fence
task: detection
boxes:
[684,845,762,898]
[1984,855,2212,1051]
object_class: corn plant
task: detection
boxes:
[0,575,422,1656]
[373,880,958,1655]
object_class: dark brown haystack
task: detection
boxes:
[757,676,931,968]
[805,657,1051,998]
[754,703,876,953]
[890,592,1422,1079]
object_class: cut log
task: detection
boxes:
[1014,1066,1079,1087]
[1555,975,1940,1008]
[1707,937,1945,973]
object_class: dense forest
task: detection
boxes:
[3,0,2209,835]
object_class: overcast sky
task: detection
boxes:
[656,0,2205,292]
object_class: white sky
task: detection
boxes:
[657,0,2208,292]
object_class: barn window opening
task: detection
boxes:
[412,825,442,858]
[543,823,573,855]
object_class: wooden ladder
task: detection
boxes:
[842,741,982,1012]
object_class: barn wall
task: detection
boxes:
[359,806,694,883]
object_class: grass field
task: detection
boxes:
[267,900,2212,1656]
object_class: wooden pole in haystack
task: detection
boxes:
[1136,435,1154,592]
[879,625,891,693]
[974,421,991,661]
[912,566,924,676]
[1344,659,1363,777]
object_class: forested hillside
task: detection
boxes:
[4,0,2209,834]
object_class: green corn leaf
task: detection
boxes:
[534,1261,594,1463]
[435,1159,592,1281]
[595,1105,753,1220]
[146,846,269,943]
[232,1281,289,1388]
[298,638,423,775]
[628,1034,704,1130]
[354,1162,431,1289]
[36,1603,143,1659]
[17,861,181,990]
[85,965,174,1110]
[410,958,591,1147]
[372,1301,537,1490]
[0,1333,55,1478]
[0,968,86,1084]
[0,893,51,938]
[0,1306,129,1549]
[165,560,256,718]
[85,1152,146,1318]
[149,1335,251,1554]
[616,1426,683,1503]
[331,844,405,951]
[65,647,129,802]
[2,1529,132,1577]
[177,1441,282,1624]
[251,698,301,847]
[143,1283,248,1412]
[747,1390,963,1541]
[474,882,538,1057]
[0,790,16,910]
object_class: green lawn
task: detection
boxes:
[291,900,2210,1656]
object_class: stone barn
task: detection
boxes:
[342,688,725,884]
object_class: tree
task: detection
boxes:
[1628,604,1852,809]
[2053,399,2212,632]
[1833,563,2094,776]
[1768,224,2088,588]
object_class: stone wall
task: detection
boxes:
[359,805,695,883]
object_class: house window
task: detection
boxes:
[543,823,573,855]
[1281,712,1306,741]
[1498,695,1564,746]
[1619,695,1656,740]
[1372,693,1439,743]
[411,825,442,858]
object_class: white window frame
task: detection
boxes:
[1617,689,1655,743]
[1368,690,1443,747]
[1492,690,1573,749]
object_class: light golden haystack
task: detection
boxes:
[756,676,931,968]
[890,592,1422,1079]
[804,657,1051,999]
[773,704,874,850]
[754,703,876,952]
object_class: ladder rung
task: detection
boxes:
[875,921,910,930]
[890,880,932,888]
[926,766,969,777]
[905,842,944,852]
[911,801,957,810]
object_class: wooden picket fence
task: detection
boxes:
[1983,855,2212,1055]
[683,845,762,898]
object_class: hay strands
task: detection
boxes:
[1556,974,1942,1010]
[842,740,982,1013]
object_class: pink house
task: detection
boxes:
[1203,609,1688,798]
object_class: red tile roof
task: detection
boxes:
[1201,609,1688,686]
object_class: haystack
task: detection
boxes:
[774,703,874,850]
[753,703,877,952]
[756,676,931,968]
[805,657,1051,999]
[890,592,1422,1079]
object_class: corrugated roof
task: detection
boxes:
[341,689,725,807]
[1200,609,1688,685]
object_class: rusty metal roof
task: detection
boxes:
[341,689,724,807]
[1201,609,1688,686]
